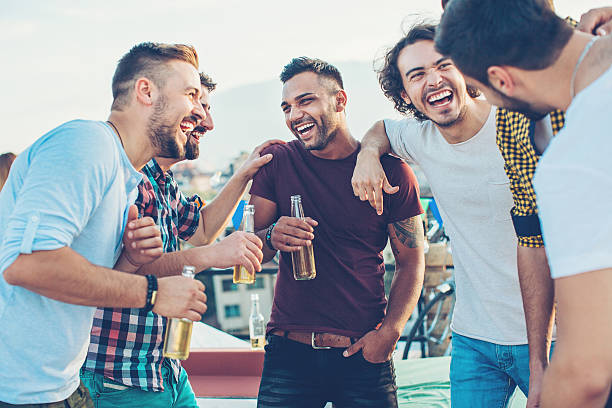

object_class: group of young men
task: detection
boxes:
[0,1,610,408]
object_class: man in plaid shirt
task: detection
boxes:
[81,72,282,407]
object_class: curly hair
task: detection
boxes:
[377,22,479,120]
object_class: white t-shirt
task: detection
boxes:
[534,64,612,279]
[385,108,527,345]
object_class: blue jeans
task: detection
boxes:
[257,334,398,408]
[80,361,197,408]
[450,332,535,408]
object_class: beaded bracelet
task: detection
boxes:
[143,274,158,312]
[265,222,277,251]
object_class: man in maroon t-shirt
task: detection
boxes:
[249,57,425,408]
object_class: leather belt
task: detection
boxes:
[271,330,355,349]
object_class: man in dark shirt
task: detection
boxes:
[249,57,425,407]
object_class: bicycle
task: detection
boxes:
[401,278,455,359]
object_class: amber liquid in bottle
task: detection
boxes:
[249,293,266,350]
[163,265,196,360]
[163,319,194,360]
[233,265,255,284]
[233,204,258,284]
[290,195,316,280]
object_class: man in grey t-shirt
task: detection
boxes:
[352,23,529,408]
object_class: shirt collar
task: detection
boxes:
[146,158,173,184]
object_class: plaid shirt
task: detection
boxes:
[83,159,204,391]
[495,17,576,248]
[496,109,565,248]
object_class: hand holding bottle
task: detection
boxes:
[154,274,207,322]
[268,216,318,252]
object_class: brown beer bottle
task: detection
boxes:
[290,195,316,280]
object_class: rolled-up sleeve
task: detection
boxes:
[495,109,545,248]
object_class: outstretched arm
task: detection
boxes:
[135,231,263,278]
[3,247,208,321]
[188,139,284,246]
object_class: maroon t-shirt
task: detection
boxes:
[250,140,422,337]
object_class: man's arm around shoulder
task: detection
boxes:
[188,139,282,247]
[353,120,400,215]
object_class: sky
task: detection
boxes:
[0,0,608,169]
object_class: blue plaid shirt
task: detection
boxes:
[83,159,204,391]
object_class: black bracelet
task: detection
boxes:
[143,274,158,312]
[265,222,277,251]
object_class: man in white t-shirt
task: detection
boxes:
[436,1,612,407]
[351,23,529,408]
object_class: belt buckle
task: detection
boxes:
[311,332,332,349]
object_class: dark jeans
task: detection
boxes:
[0,381,93,408]
[257,334,398,408]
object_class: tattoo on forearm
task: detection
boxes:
[392,215,424,248]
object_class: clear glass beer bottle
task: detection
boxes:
[290,195,316,280]
[233,204,256,284]
[249,293,265,350]
[163,265,196,360]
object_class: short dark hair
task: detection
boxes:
[280,57,344,90]
[200,72,217,92]
[112,42,199,110]
[435,0,572,86]
[377,22,479,120]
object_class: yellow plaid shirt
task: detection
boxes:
[495,17,576,248]
[495,109,566,247]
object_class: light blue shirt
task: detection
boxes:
[0,120,142,404]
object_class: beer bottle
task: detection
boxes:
[290,195,316,280]
[162,265,196,360]
[249,293,265,350]
[233,204,257,284]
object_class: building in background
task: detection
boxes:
[211,267,276,335]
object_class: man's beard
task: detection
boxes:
[184,136,199,160]
[147,95,184,159]
[298,111,337,152]
[430,104,468,128]
[494,89,549,121]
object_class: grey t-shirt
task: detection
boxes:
[385,108,527,345]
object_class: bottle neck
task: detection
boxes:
[250,300,260,315]
[243,212,254,233]
[182,268,195,279]
[291,199,303,218]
